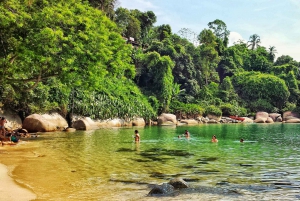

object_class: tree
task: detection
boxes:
[178,28,198,46]
[144,52,175,112]
[232,71,289,111]
[243,46,272,73]
[247,34,261,50]
[114,7,141,40]
[268,46,277,62]
[129,9,156,47]
[88,0,118,19]
[0,0,138,116]
[197,29,220,85]
[208,19,230,47]
[275,55,299,67]
[157,24,172,41]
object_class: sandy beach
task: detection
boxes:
[0,152,36,201]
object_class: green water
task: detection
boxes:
[2,123,300,200]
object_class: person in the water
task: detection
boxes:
[211,135,218,142]
[240,138,244,143]
[184,130,190,138]
[134,130,140,142]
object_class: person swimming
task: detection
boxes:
[211,135,218,143]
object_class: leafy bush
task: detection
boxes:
[169,101,205,118]
[232,71,289,111]
[205,105,222,116]
[249,99,278,113]
[71,78,156,121]
[220,102,248,116]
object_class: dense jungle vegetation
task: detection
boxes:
[1,0,300,121]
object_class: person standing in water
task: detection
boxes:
[134,130,140,142]
[184,130,190,138]
[211,135,218,143]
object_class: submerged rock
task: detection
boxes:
[148,183,175,196]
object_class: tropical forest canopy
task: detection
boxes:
[1,0,300,122]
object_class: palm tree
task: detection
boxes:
[247,34,261,50]
[268,46,277,62]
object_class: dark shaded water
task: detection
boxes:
[1,123,300,200]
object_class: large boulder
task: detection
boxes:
[132,118,146,126]
[255,112,269,123]
[283,111,299,121]
[265,117,274,123]
[22,113,68,132]
[285,118,300,123]
[73,117,100,130]
[242,117,254,123]
[207,114,221,122]
[0,109,22,130]
[269,113,282,122]
[157,113,177,125]
[180,119,199,125]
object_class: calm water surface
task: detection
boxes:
[1,123,300,200]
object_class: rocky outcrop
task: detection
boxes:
[269,113,282,122]
[265,117,274,123]
[72,117,99,130]
[0,109,22,130]
[148,183,175,196]
[283,111,299,121]
[64,128,76,132]
[157,113,177,125]
[180,119,199,125]
[242,117,254,123]
[207,119,219,124]
[285,118,300,123]
[22,113,68,132]
[207,114,221,122]
[132,118,146,126]
[254,112,269,123]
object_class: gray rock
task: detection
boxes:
[148,183,175,196]
[168,178,189,189]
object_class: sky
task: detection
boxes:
[117,0,300,61]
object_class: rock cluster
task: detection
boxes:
[2,110,300,133]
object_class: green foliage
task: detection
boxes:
[243,47,272,73]
[219,101,247,116]
[114,7,141,39]
[232,71,289,111]
[282,102,297,113]
[249,99,279,113]
[208,19,230,47]
[0,0,154,120]
[271,64,299,77]
[143,51,175,112]
[71,78,156,120]
[198,29,220,85]
[218,77,238,102]
[169,101,205,118]
[205,105,222,116]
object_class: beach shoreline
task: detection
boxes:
[0,147,36,201]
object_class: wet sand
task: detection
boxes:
[0,147,36,201]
